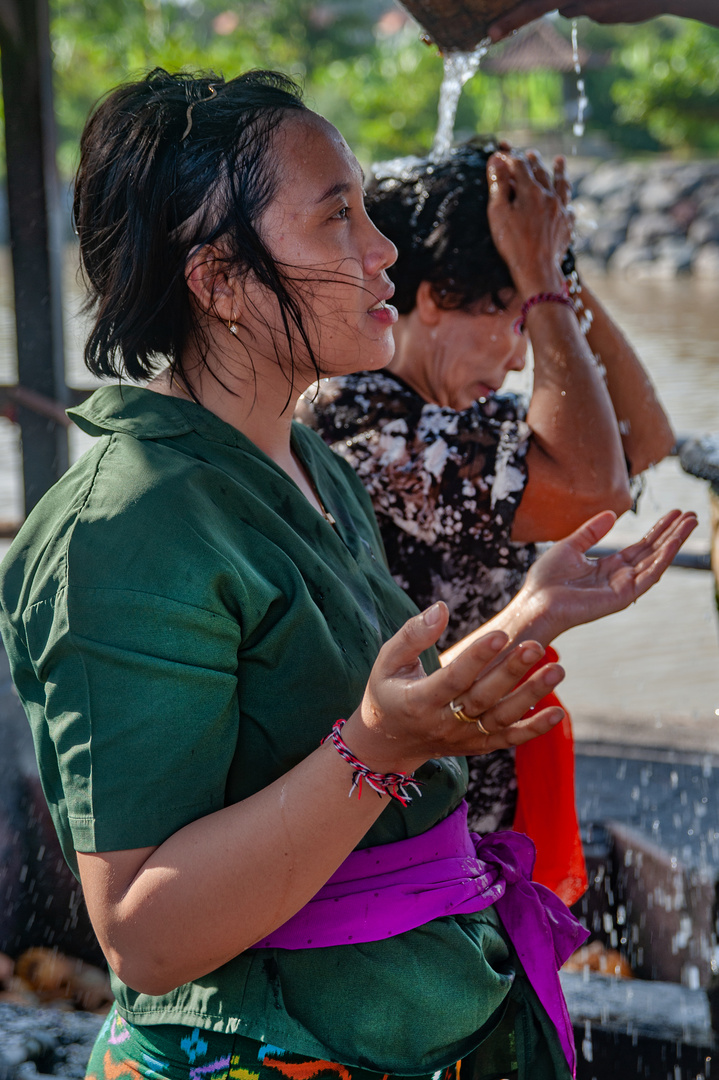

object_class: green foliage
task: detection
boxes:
[47,0,571,174]
[556,14,719,153]
[3,1,714,182]
[463,69,563,137]
[611,17,719,152]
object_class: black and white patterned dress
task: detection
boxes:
[298,369,537,833]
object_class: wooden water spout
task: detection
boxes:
[398,0,516,51]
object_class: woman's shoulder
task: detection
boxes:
[450,391,529,430]
[297,371,422,440]
[0,419,289,631]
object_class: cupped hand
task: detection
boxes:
[343,602,566,776]
[521,508,699,640]
[487,149,573,298]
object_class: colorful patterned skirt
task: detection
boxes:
[86,1006,467,1080]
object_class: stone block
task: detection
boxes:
[689,217,719,246]
[607,242,654,273]
[561,972,715,1080]
[693,243,719,278]
[638,177,682,214]
[626,211,683,246]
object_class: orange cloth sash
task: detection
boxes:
[513,646,588,907]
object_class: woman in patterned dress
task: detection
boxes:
[298,140,675,900]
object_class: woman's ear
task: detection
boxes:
[185,245,240,325]
[415,280,443,328]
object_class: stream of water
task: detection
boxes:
[570,20,588,149]
[422,25,718,746]
[431,41,489,160]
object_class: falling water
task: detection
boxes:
[570,19,589,151]
[431,40,489,161]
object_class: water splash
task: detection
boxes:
[431,41,489,161]
[570,20,588,152]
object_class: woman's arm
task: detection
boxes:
[574,277,675,475]
[487,151,632,543]
[77,508,696,997]
[77,618,563,998]
[441,507,695,664]
[487,0,719,43]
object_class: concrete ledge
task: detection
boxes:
[562,971,713,1047]
[571,709,719,756]
[563,972,715,1079]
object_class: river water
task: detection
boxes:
[0,251,718,749]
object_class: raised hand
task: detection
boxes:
[344,508,696,774]
[521,508,698,639]
[487,150,573,298]
[344,601,566,774]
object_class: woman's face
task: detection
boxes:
[424,291,527,411]
[250,111,399,379]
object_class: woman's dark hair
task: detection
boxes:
[73,67,310,387]
[366,139,574,315]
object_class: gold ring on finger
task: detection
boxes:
[450,699,473,723]
[450,700,490,736]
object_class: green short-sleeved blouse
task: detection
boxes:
[0,387,570,1079]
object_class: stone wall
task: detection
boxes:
[571,158,719,278]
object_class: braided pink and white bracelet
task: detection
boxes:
[513,284,574,336]
[323,719,423,807]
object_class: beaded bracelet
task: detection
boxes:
[513,284,574,336]
[323,719,423,807]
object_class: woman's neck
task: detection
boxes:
[387,312,437,405]
[146,353,327,518]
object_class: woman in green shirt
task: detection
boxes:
[0,68,695,1080]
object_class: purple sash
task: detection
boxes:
[251,801,588,1076]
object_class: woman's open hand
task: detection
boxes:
[521,508,698,639]
[343,508,696,777]
[343,603,566,775]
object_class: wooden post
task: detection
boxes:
[0,0,68,515]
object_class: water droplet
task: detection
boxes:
[570,22,588,150]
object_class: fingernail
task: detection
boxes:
[423,602,442,626]
[520,643,542,665]
[544,666,564,686]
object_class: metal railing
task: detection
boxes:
[0,383,89,538]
